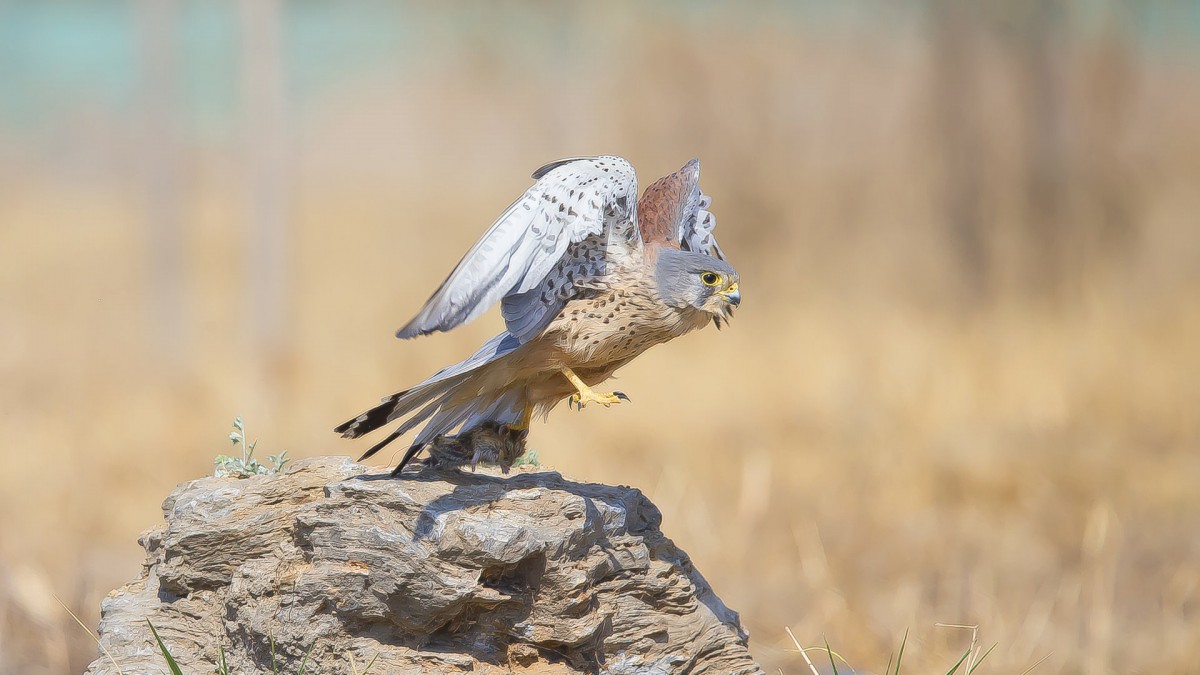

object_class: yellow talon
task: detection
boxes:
[560,367,630,410]
[568,390,628,409]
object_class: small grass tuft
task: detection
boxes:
[57,595,125,675]
[936,623,997,675]
[350,651,380,675]
[785,624,1045,675]
[166,629,329,674]
[146,620,184,675]
[891,627,908,675]
[297,641,315,675]
[823,635,843,675]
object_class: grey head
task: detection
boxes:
[654,248,741,325]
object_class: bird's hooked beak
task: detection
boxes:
[712,282,740,329]
[720,282,740,307]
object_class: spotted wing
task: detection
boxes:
[396,156,640,342]
[636,158,724,259]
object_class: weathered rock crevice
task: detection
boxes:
[86,457,764,674]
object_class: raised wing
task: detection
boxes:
[636,158,724,260]
[396,156,640,341]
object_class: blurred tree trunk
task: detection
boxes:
[137,0,187,365]
[1080,15,1137,274]
[1018,0,1071,300]
[929,0,988,305]
[239,0,290,359]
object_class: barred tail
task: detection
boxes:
[334,332,524,470]
[334,384,458,462]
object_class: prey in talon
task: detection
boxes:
[335,156,741,476]
[419,421,529,474]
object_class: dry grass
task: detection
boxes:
[2,4,1199,673]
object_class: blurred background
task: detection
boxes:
[2,1,1198,673]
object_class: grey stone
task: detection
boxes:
[85,456,764,674]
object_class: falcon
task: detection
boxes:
[335,156,741,474]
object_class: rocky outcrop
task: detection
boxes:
[86,457,763,674]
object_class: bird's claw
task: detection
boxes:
[569,389,630,410]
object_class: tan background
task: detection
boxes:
[1,2,1198,673]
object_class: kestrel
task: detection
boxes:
[335,156,740,474]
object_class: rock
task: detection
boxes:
[85,457,764,674]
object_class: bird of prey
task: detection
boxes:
[335,156,741,475]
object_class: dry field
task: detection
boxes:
[2,4,1199,673]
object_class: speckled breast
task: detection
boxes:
[547,281,709,368]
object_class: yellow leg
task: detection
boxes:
[509,401,534,431]
[559,367,630,410]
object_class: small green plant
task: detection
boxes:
[513,448,540,468]
[214,416,289,478]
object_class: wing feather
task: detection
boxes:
[396,156,639,340]
[637,158,725,259]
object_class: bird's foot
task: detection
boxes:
[559,366,630,411]
[568,389,630,410]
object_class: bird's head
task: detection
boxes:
[654,248,741,328]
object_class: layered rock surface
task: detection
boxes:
[86,457,763,674]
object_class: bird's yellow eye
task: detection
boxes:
[701,272,721,286]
